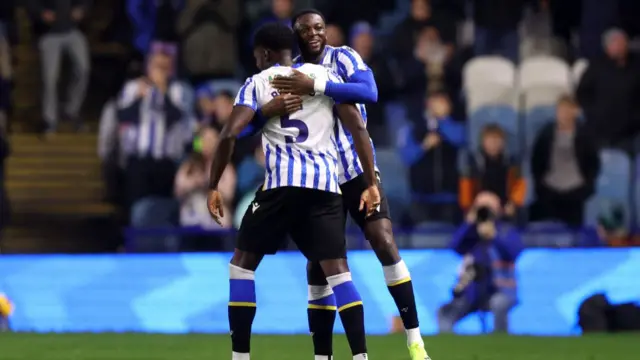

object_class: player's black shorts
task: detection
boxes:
[236,187,347,261]
[340,172,391,229]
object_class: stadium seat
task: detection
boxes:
[466,85,518,114]
[524,104,556,150]
[518,56,572,92]
[375,148,410,212]
[468,105,519,153]
[463,56,516,90]
[384,101,409,146]
[572,59,589,86]
[409,222,456,248]
[523,221,576,247]
[584,150,632,226]
[196,79,243,99]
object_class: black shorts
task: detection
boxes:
[236,187,347,261]
[340,172,391,229]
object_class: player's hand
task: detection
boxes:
[271,70,315,96]
[207,189,225,225]
[359,185,382,218]
[261,94,303,117]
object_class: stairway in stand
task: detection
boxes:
[2,133,118,253]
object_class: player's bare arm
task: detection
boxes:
[260,93,303,117]
[335,103,381,216]
[207,105,255,224]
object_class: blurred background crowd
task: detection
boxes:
[1,0,640,255]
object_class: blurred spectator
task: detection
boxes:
[530,95,600,227]
[27,0,91,134]
[196,88,234,131]
[126,0,183,57]
[236,141,265,197]
[459,125,525,218]
[393,1,461,106]
[349,21,397,145]
[577,28,640,150]
[399,92,465,224]
[438,192,523,333]
[177,0,240,84]
[0,122,8,244]
[391,0,456,60]
[472,0,526,62]
[548,0,582,60]
[97,99,126,206]
[253,0,293,30]
[176,127,235,230]
[326,24,345,47]
[115,51,192,211]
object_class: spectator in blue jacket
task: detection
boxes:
[127,0,183,56]
[398,91,465,224]
[437,192,524,333]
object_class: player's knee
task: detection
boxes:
[230,249,261,271]
[365,220,400,265]
[318,258,349,278]
[306,261,328,285]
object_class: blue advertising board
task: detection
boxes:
[0,249,638,335]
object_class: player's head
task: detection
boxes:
[292,9,327,56]
[253,22,295,70]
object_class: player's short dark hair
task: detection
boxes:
[292,8,326,26]
[253,22,295,51]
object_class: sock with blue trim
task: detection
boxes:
[307,285,337,359]
[327,272,367,357]
[384,260,422,344]
[228,264,257,357]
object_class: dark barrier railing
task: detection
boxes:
[123,224,609,253]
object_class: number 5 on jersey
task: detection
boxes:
[280,116,309,143]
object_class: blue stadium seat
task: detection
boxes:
[375,148,410,216]
[584,149,632,226]
[524,105,556,150]
[523,221,576,247]
[409,222,456,248]
[468,105,519,154]
[384,101,409,147]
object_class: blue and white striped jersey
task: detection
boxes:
[294,45,377,184]
[234,63,344,194]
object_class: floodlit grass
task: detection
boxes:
[0,332,638,359]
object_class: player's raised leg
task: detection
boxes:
[363,218,428,359]
[228,249,263,360]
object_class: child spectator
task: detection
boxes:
[459,124,525,218]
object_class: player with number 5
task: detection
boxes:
[207,23,380,360]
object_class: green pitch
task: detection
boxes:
[0,333,638,359]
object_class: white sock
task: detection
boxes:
[315,356,331,360]
[232,351,250,360]
[383,260,411,286]
[406,327,423,346]
[353,354,368,360]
